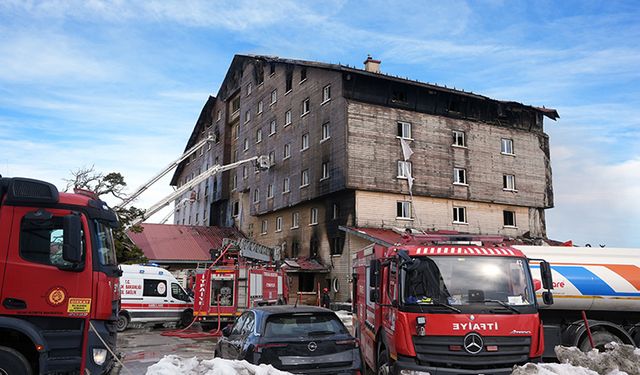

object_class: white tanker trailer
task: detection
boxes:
[514,245,640,357]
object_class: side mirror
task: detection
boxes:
[533,279,542,291]
[63,214,82,263]
[540,261,553,290]
[542,291,554,305]
[222,325,232,337]
[369,289,379,303]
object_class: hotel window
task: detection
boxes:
[301,133,309,150]
[269,151,275,166]
[453,168,467,185]
[257,101,263,114]
[301,98,310,116]
[504,210,516,227]
[270,89,277,104]
[301,169,309,187]
[253,188,260,203]
[256,128,262,143]
[231,174,237,190]
[397,161,412,179]
[285,109,292,126]
[269,62,276,76]
[283,143,291,159]
[276,216,282,232]
[503,174,516,191]
[322,85,331,103]
[501,138,514,155]
[261,220,268,234]
[285,72,293,92]
[216,110,222,121]
[453,130,466,147]
[321,162,329,180]
[243,138,249,151]
[397,121,412,139]
[310,208,318,225]
[397,201,411,219]
[332,203,339,220]
[321,122,330,141]
[300,68,307,82]
[267,184,274,198]
[232,201,239,217]
[292,212,300,228]
[453,206,467,224]
[283,177,290,193]
[246,83,252,96]
[269,120,276,135]
[242,165,248,179]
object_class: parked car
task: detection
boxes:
[214,305,362,374]
[117,264,193,331]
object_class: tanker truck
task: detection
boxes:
[514,245,640,357]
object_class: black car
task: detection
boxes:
[214,305,362,374]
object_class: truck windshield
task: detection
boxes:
[401,256,533,310]
[94,221,117,266]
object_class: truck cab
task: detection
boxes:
[0,177,120,374]
[353,242,553,375]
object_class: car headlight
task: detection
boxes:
[93,348,108,365]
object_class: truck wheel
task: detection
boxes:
[201,322,216,332]
[377,348,391,375]
[179,310,194,328]
[579,330,622,352]
[116,314,130,332]
[0,346,33,375]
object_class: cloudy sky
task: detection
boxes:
[1,1,638,247]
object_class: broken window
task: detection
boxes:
[397,160,412,179]
[291,241,300,258]
[397,121,412,139]
[453,130,466,147]
[503,174,516,191]
[453,167,467,185]
[503,210,516,227]
[300,68,307,82]
[310,238,319,258]
[298,273,314,292]
[453,206,467,223]
[269,63,276,76]
[331,237,344,256]
[397,201,411,219]
[392,90,407,103]
[286,72,293,92]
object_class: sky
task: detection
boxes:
[0,0,638,247]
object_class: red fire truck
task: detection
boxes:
[193,238,287,331]
[0,177,120,374]
[352,234,553,375]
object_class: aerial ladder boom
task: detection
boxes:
[116,134,214,209]
[131,155,268,226]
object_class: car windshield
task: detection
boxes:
[94,220,117,266]
[264,312,348,337]
[402,256,533,308]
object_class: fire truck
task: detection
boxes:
[193,238,287,331]
[352,234,553,375]
[0,177,120,374]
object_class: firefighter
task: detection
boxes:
[321,287,331,309]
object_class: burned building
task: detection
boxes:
[170,54,558,301]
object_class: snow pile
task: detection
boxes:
[146,355,292,375]
[512,343,640,375]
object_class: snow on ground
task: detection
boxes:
[512,342,640,375]
[145,356,292,375]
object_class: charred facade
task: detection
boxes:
[170,54,558,301]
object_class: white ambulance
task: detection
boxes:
[117,264,194,331]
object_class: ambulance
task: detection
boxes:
[117,264,193,331]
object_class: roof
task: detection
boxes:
[339,226,404,247]
[282,257,330,273]
[127,223,244,262]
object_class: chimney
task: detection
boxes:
[363,54,381,73]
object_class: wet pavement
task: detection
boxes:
[117,324,219,374]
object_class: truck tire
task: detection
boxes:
[579,330,622,352]
[116,313,130,332]
[179,309,194,328]
[377,348,391,375]
[0,346,33,375]
[201,322,217,332]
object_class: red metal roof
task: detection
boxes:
[127,224,244,262]
[340,226,405,246]
[282,257,329,273]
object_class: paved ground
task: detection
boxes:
[117,324,219,374]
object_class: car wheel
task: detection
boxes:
[579,329,623,352]
[377,347,391,375]
[0,346,33,375]
[116,314,129,332]
[179,309,194,328]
